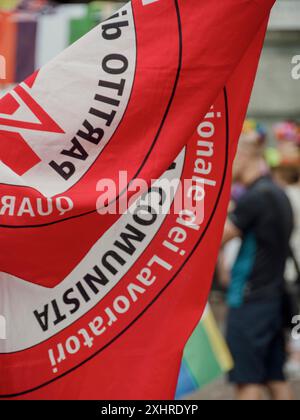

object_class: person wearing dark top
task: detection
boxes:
[222,121,294,400]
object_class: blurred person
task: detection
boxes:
[222,120,294,400]
[272,121,300,379]
[285,174,300,379]
[273,121,300,164]
[272,121,300,280]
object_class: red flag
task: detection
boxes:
[0,0,275,400]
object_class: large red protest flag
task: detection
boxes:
[0,0,275,399]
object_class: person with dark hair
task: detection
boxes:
[272,121,300,378]
[222,121,294,400]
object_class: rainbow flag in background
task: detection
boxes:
[176,306,233,399]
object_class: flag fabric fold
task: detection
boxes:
[0,0,275,400]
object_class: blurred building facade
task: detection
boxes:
[249,0,300,141]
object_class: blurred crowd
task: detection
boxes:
[0,0,115,11]
[215,119,300,400]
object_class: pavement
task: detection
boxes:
[185,295,300,400]
[186,377,300,400]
